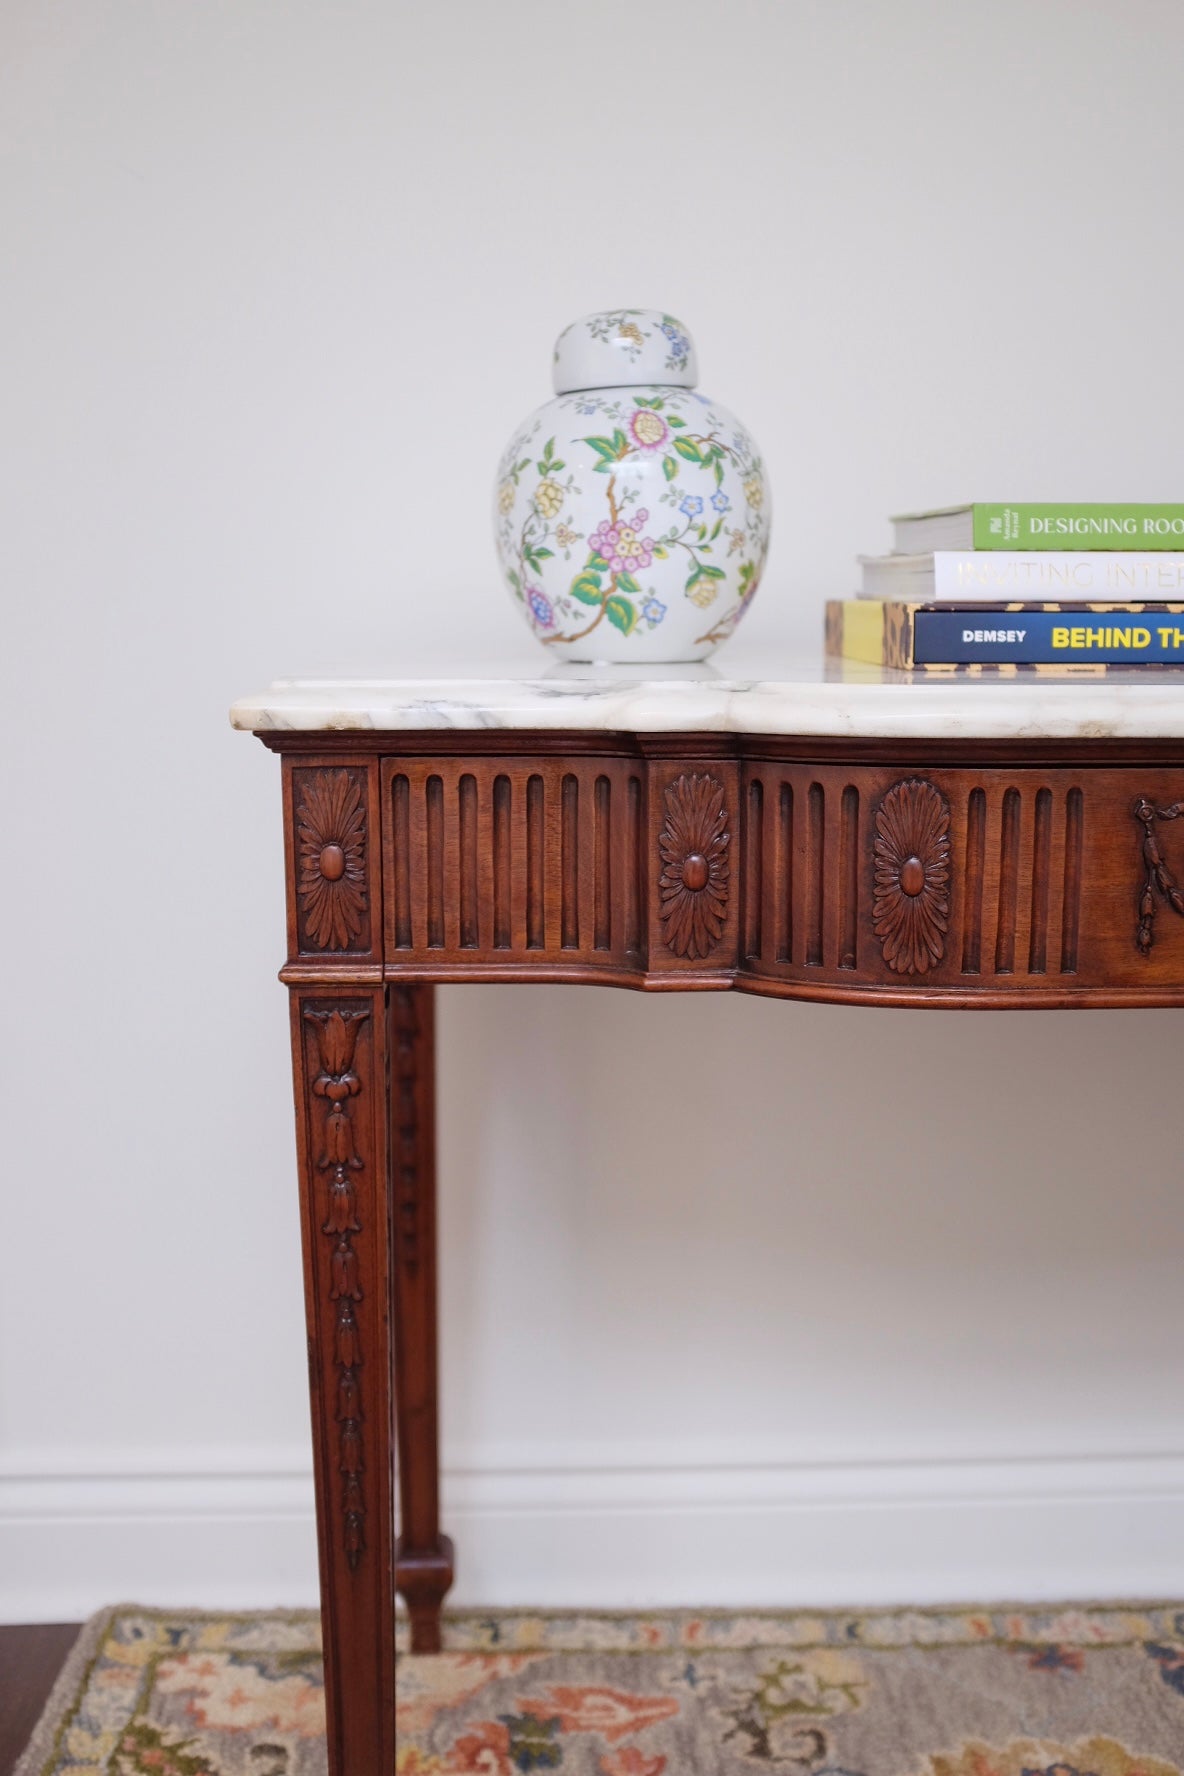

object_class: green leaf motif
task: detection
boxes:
[673,437,702,464]
[616,571,641,595]
[611,428,628,455]
[583,436,619,461]
[605,594,638,636]
[702,564,726,578]
[666,414,687,428]
[662,455,678,482]
[588,552,609,571]
[713,459,725,488]
[710,517,724,540]
[571,569,604,606]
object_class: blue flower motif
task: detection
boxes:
[499,1713,563,1770]
[1147,1639,1184,1696]
[680,495,703,518]
[711,491,730,513]
[526,587,555,629]
[641,597,667,627]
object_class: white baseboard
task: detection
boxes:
[4,1447,1184,1623]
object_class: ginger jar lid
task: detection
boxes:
[552,308,699,395]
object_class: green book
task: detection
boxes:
[892,504,1184,553]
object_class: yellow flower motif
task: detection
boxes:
[618,321,644,346]
[535,479,564,519]
[497,480,515,514]
[103,1637,154,1666]
[916,1737,1179,1776]
[65,1725,120,1762]
[744,475,764,510]
[687,580,718,609]
[555,524,580,549]
[728,527,746,555]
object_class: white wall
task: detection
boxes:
[4,0,1184,1621]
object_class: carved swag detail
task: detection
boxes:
[657,772,730,959]
[1135,797,1184,954]
[296,770,368,949]
[872,779,951,974]
[306,1006,369,1569]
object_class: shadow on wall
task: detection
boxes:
[438,988,1184,1464]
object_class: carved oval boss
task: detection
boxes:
[658,772,730,959]
[872,778,950,974]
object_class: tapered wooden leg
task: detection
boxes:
[390,983,455,1652]
[291,987,397,1776]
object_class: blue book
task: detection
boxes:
[826,600,1184,668]
[915,608,1184,665]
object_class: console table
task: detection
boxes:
[231,658,1184,1776]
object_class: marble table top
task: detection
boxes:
[230,651,1184,741]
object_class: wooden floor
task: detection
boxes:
[0,1625,80,1776]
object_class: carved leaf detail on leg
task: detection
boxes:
[306,1006,371,1570]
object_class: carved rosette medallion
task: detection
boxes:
[658,773,730,959]
[296,770,368,949]
[1134,796,1184,954]
[872,779,950,975]
[305,1006,370,1569]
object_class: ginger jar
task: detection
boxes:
[493,308,771,662]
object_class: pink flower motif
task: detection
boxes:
[589,516,656,576]
[520,1685,679,1744]
[628,409,670,451]
[448,1718,515,1775]
[589,520,620,561]
[601,1751,668,1776]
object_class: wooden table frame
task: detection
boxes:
[253,723,1184,1776]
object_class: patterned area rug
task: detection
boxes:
[15,1603,1184,1775]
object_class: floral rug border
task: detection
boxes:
[16,1598,1184,1776]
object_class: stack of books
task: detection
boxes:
[825,503,1184,670]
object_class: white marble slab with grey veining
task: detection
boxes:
[230,650,1184,740]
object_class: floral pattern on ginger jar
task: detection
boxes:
[494,308,771,663]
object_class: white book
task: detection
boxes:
[858,550,1184,603]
